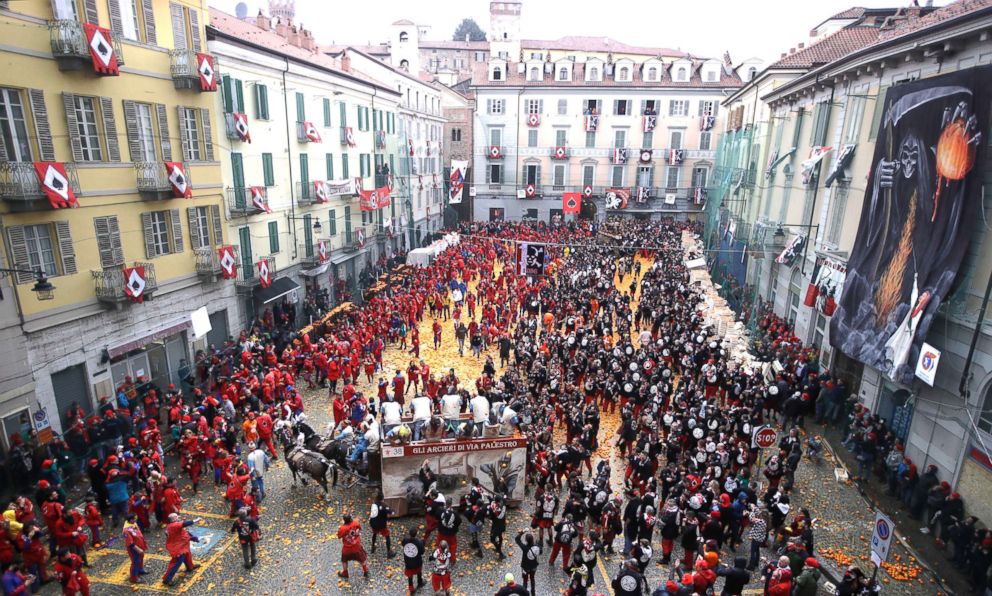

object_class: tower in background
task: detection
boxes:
[489,0,521,59]
[269,0,295,22]
[390,19,421,73]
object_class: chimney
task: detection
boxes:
[275,18,288,38]
[288,25,301,47]
[780,52,787,58]
[798,42,805,49]
[340,50,351,72]
[256,10,270,31]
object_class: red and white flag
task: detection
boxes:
[524,183,537,198]
[256,260,271,288]
[318,239,328,263]
[232,112,250,142]
[217,246,237,279]
[313,180,328,203]
[196,53,216,91]
[164,162,191,198]
[359,188,379,212]
[123,265,146,302]
[303,121,321,142]
[83,24,119,75]
[562,192,581,214]
[355,228,366,248]
[33,162,78,209]
[375,185,391,209]
[344,127,356,147]
[582,184,593,198]
[527,113,540,127]
[408,139,415,156]
[250,186,270,213]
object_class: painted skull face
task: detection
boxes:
[898,139,920,179]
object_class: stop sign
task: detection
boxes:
[753,426,778,449]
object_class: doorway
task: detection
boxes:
[51,364,89,432]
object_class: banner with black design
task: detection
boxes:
[831,66,991,384]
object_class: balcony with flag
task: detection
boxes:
[486,145,504,160]
[48,18,125,72]
[299,240,330,268]
[135,162,190,200]
[170,49,217,91]
[296,180,320,206]
[235,256,276,293]
[227,186,267,216]
[0,161,80,211]
[223,112,251,142]
[92,262,158,309]
[193,245,238,282]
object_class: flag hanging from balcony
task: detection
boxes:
[693,187,707,205]
[642,115,656,133]
[488,145,501,159]
[668,149,685,166]
[604,188,629,210]
[562,192,580,214]
[83,24,119,76]
[256,260,271,288]
[250,186,270,213]
[800,146,832,186]
[233,112,251,143]
[196,53,216,91]
[304,121,321,142]
[318,240,328,263]
[612,148,628,164]
[636,186,650,203]
[408,139,415,156]
[359,188,378,211]
[32,162,78,209]
[553,146,567,160]
[355,228,366,248]
[524,183,537,198]
[700,115,716,131]
[123,265,146,303]
[217,246,237,279]
[584,115,599,132]
[375,186,391,209]
[582,185,594,199]
[313,180,328,203]
[164,162,191,198]
[344,127,356,147]
[449,160,467,204]
[527,113,540,127]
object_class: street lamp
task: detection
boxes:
[287,215,322,234]
[0,268,56,300]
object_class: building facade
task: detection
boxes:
[437,83,474,220]
[0,0,234,435]
[208,9,401,326]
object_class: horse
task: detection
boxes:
[287,421,369,488]
[276,426,333,496]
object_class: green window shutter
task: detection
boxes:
[344,205,352,242]
[231,153,245,208]
[323,98,331,127]
[299,153,309,185]
[268,221,279,253]
[868,86,889,141]
[326,153,334,180]
[341,154,349,178]
[262,153,274,186]
[254,84,269,120]
[296,92,305,122]
[339,102,347,126]
[235,79,244,113]
[222,75,233,113]
[239,226,252,270]
[329,208,337,235]
[303,214,313,248]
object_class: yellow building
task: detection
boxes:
[0,0,234,435]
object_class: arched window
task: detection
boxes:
[492,66,502,80]
[588,66,599,80]
[677,67,688,81]
[400,59,409,71]
[558,68,568,81]
[646,67,658,81]
[399,31,409,42]
[617,67,629,81]
[529,67,540,80]
[747,66,758,81]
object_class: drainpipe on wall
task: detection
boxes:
[282,58,297,262]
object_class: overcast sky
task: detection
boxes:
[213,0,946,63]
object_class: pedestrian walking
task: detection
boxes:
[246,442,270,502]
[369,492,396,558]
[428,540,452,596]
[230,510,260,569]
[401,527,425,594]
[494,572,528,596]
[122,514,148,583]
[162,513,201,586]
[337,514,369,579]
[515,530,541,596]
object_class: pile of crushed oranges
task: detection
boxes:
[881,554,923,581]
[818,547,855,566]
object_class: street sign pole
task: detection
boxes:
[870,510,894,584]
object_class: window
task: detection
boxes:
[492,66,502,80]
[582,164,594,186]
[181,107,201,161]
[475,51,486,62]
[610,165,624,186]
[73,95,102,161]
[645,66,659,82]
[526,99,542,115]
[134,102,156,160]
[844,94,866,144]
[676,66,688,81]
[585,131,595,148]
[451,128,462,142]
[254,84,269,120]
[827,185,849,245]
[0,88,31,161]
[558,67,569,81]
[691,167,708,189]
[789,269,802,325]
[666,166,680,189]
[524,163,540,185]
[698,100,717,117]
[669,100,689,117]
[553,164,565,186]
[636,164,652,187]
[583,99,601,114]
[221,75,244,114]
[747,66,758,81]
[344,205,352,242]
[23,224,57,277]
[328,208,337,235]
[706,69,717,82]
[809,101,832,146]
[189,206,210,248]
[323,98,331,127]
[557,99,567,115]
[341,154,349,178]
[489,127,502,146]
[487,99,504,115]
[528,67,540,81]
[324,153,334,180]
[399,31,408,42]
[587,66,600,81]
[613,100,631,116]
[643,99,658,114]
[268,221,279,253]
[527,129,538,147]
[149,211,170,256]
[670,130,683,150]
[643,131,653,147]
[486,164,502,183]
[262,153,274,186]
[699,131,711,151]
[555,129,567,146]
[360,153,370,177]
[617,67,630,82]
[613,129,626,149]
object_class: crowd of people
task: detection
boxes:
[4,216,976,596]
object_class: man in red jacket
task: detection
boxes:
[255,411,278,461]
[161,513,201,586]
[54,547,89,596]
[337,514,369,579]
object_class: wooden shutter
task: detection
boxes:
[62,92,84,162]
[28,89,55,162]
[100,96,121,161]
[0,124,6,161]
[83,0,98,24]
[141,212,155,258]
[169,208,183,253]
[122,100,143,161]
[140,0,156,45]
[5,226,34,283]
[188,8,201,52]
[210,204,222,245]
[108,0,123,36]
[235,80,244,113]
[155,103,171,160]
[170,3,187,50]
[54,221,77,275]
[186,207,201,249]
[221,75,233,114]
[94,215,123,268]
[176,106,190,160]
[200,108,213,161]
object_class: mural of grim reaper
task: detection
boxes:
[831,67,990,384]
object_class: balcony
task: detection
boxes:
[299,243,320,267]
[135,162,188,199]
[49,19,124,71]
[486,146,505,160]
[297,121,317,143]
[193,245,229,281]
[223,112,240,141]
[235,255,276,293]
[92,263,158,308]
[169,48,215,91]
[296,180,314,206]
[226,186,266,216]
[1,161,80,211]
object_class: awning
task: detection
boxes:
[109,319,192,358]
[254,277,300,304]
[330,247,367,265]
[301,262,330,277]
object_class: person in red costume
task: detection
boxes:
[54,547,88,596]
[255,410,278,461]
[337,514,369,579]
[161,513,201,586]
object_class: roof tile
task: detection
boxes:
[768,26,880,68]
